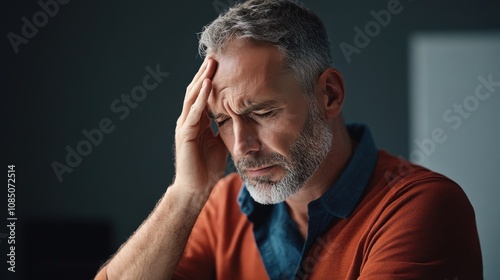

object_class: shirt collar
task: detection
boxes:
[238,123,378,218]
[311,123,378,218]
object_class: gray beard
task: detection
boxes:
[235,100,333,204]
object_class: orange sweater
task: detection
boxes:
[95,151,482,279]
[175,151,482,279]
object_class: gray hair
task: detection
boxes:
[198,0,333,94]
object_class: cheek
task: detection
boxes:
[260,124,297,156]
[218,127,234,151]
[216,117,301,158]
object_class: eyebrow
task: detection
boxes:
[208,100,280,120]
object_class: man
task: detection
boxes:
[95,0,482,279]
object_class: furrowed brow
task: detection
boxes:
[209,100,280,119]
[208,110,220,119]
[240,100,280,115]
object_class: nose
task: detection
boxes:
[232,117,260,158]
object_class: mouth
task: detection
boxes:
[245,165,277,177]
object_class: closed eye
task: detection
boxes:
[215,108,279,127]
[216,117,231,127]
[252,110,277,119]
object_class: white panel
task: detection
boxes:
[410,33,500,279]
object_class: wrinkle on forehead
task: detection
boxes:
[208,39,294,115]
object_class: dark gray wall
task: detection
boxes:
[2,0,499,279]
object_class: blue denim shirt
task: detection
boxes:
[237,123,378,279]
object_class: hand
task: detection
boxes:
[172,58,228,198]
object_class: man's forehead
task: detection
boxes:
[214,39,290,79]
[207,72,296,118]
[207,40,292,114]
[208,98,281,119]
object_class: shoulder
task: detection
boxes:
[348,151,482,278]
[371,150,465,196]
[357,150,477,230]
[361,150,477,235]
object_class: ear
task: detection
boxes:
[316,68,345,119]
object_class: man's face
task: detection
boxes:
[208,39,333,204]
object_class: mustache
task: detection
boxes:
[235,153,289,170]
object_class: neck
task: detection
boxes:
[285,121,354,239]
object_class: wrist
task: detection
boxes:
[167,183,212,212]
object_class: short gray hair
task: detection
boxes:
[198,0,333,94]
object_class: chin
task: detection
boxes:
[245,181,300,205]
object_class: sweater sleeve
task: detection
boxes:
[358,175,482,280]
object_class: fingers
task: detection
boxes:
[186,58,208,93]
[179,58,217,125]
[183,79,211,129]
